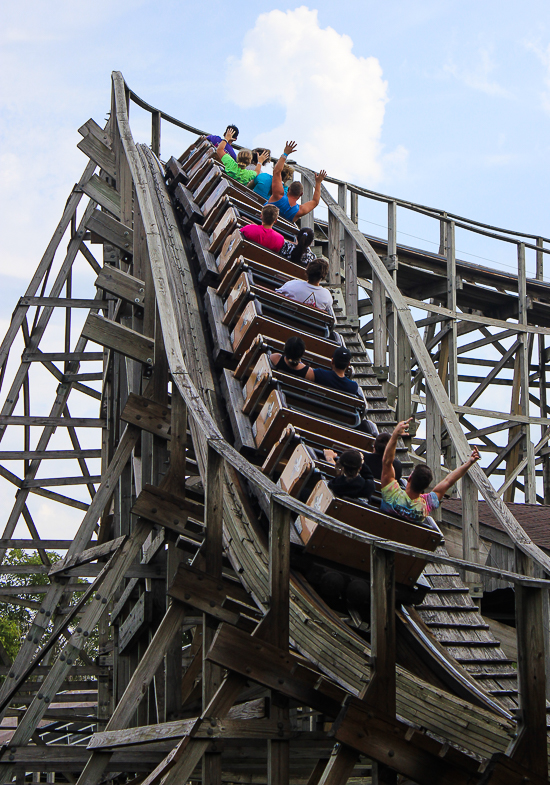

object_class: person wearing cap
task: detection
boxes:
[323,448,375,502]
[306,348,378,436]
[206,125,239,161]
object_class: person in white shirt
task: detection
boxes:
[275,259,333,315]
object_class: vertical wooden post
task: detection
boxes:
[387,202,397,263]
[461,474,481,598]
[536,237,544,281]
[350,190,358,226]
[395,320,411,424]
[268,497,291,785]
[328,210,342,286]
[446,221,458,406]
[387,202,398,389]
[369,546,397,785]
[151,111,161,158]
[301,174,314,230]
[517,243,536,502]
[344,230,358,322]
[372,273,387,371]
[511,549,547,777]
[438,212,448,256]
[425,389,441,521]
[202,443,224,785]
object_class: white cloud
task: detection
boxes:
[444,48,511,97]
[227,6,400,185]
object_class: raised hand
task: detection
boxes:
[469,446,481,464]
[315,170,327,185]
[258,149,270,165]
[396,417,413,436]
[323,448,338,464]
[224,128,238,143]
[284,141,298,156]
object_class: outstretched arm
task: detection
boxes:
[271,141,297,200]
[432,447,480,500]
[214,128,237,160]
[380,418,411,489]
[296,170,327,219]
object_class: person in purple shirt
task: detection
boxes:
[206,125,239,161]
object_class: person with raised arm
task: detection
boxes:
[215,130,270,185]
[380,418,480,525]
[206,125,240,160]
[267,141,326,223]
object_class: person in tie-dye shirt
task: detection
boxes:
[380,418,480,526]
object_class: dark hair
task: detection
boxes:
[288,181,303,197]
[262,204,279,226]
[290,228,315,264]
[225,125,239,139]
[409,464,433,493]
[283,336,305,362]
[305,257,328,283]
[332,346,351,370]
[374,432,391,455]
[251,147,270,166]
[336,449,363,479]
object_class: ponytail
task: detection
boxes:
[289,227,314,264]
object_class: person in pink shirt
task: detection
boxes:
[239,205,285,253]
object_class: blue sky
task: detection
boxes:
[0,1,549,534]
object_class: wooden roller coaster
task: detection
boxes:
[0,71,549,784]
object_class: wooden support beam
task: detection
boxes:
[95,266,145,305]
[82,175,121,219]
[121,392,170,439]
[344,230,358,322]
[82,313,154,365]
[87,209,133,252]
[509,548,547,777]
[77,119,116,179]
[168,563,240,625]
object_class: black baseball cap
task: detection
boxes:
[333,347,351,368]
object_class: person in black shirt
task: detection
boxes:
[269,336,310,378]
[324,449,375,502]
[363,432,402,483]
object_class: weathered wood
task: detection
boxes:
[82,174,121,219]
[118,592,153,653]
[316,746,358,785]
[95,266,144,305]
[18,297,108,309]
[78,119,116,178]
[49,536,126,575]
[82,313,154,365]
[132,484,204,527]
[87,209,133,252]
[168,563,240,625]
[121,392,170,438]
[0,416,103,427]
[367,547,396,716]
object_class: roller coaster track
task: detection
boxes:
[0,71,547,783]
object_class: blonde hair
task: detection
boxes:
[281,164,295,183]
[237,149,252,169]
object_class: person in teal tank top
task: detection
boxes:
[266,141,327,224]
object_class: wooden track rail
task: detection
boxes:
[0,71,548,784]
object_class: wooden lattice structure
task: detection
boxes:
[0,72,548,784]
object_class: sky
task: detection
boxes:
[0,0,549,538]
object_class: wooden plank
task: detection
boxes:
[118,592,153,653]
[132,484,204,527]
[95,266,144,305]
[49,536,126,575]
[89,707,274,749]
[0,416,103,427]
[207,624,342,717]
[121,392,171,439]
[168,563,240,625]
[367,547,396,715]
[21,475,101,488]
[165,156,189,190]
[82,175,121,219]
[82,313,154,365]
[220,369,255,451]
[21,352,103,362]
[332,696,480,785]
[190,223,218,285]
[87,209,133,252]
[18,297,108,309]
[78,119,116,178]
[317,746,358,785]
[174,183,203,226]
